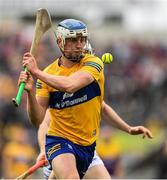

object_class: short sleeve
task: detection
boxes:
[80,56,104,81]
[36,79,49,97]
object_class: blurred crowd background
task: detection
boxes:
[0,0,167,179]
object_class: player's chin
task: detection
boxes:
[72,51,83,57]
[74,50,83,56]
[73,54,84,61]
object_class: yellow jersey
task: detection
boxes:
[36,54,104,146]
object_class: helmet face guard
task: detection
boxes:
[83,41,95,55]
[55,19,89,62]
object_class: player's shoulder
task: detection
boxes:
[43,58,59,73]
[81,54,103,67]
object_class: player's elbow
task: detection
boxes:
[63,84,77,94]
[101,101,106,112]
[62,75,93,93]
[61,79,78,93]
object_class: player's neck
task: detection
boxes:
[61,56,77,68]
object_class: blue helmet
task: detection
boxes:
[56,19,88,51]
[58,19,87,31]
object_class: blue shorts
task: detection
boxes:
[45,135,96,179]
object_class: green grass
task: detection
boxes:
[113,130,165,155]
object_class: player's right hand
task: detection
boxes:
[18,71,34,92]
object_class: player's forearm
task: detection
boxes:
[33,69,75,93]
[27,90,46,127]
[102,102,131,133]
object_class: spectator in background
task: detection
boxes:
[1,123,37,179]
[96,125,124,178]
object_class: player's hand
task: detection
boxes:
[18,71,34,92]
[129,126,153,139]
[22,52,39,75]
[36,151,48,166]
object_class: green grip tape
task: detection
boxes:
[12,67,27,107]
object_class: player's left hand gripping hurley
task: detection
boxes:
[12,8,52,107]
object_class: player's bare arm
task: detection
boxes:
[102,101,153,139]
[18,70,48,127]
[35,70,94,93]
[36,110,50,164]
[22,52,94,93]
[37,110,50,152]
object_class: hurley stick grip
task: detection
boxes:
[12,67,27,107]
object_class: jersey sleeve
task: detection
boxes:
[80,56,104,81]
[36,67,50,97]
[36,79,49,97]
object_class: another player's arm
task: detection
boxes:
[36,110,50,163]
[102,101,131,133]
[101,101,153,138]
[38,110,50,152]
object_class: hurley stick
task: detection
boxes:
[12,8,52,107]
